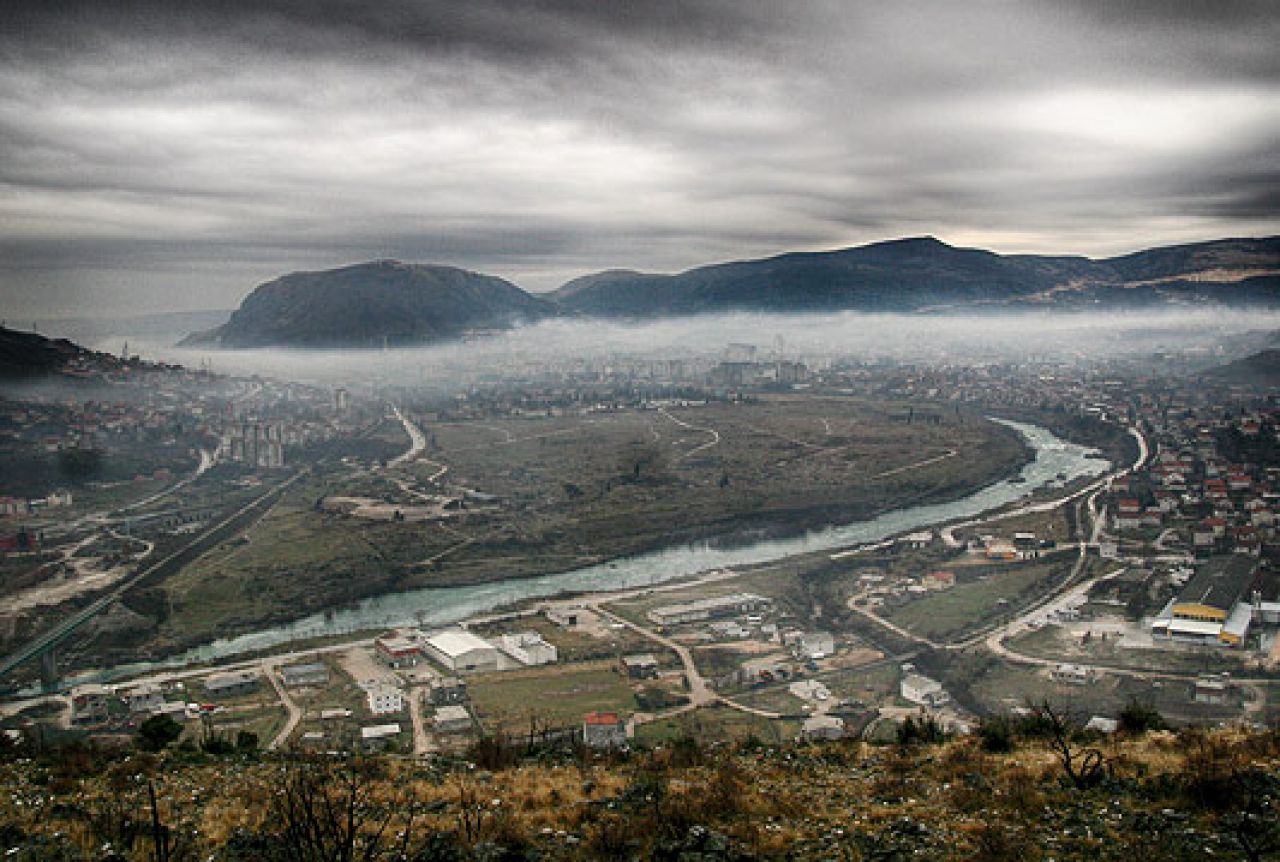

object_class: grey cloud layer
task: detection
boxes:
[1,0,1277,316]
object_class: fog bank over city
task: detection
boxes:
[84,308,1280,389]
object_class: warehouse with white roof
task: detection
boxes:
[422,628,501,673]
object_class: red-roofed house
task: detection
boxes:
[582,711,627,748]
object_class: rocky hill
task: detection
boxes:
[553,235,1280,318]
[183,260,557,348]
[0,326,113,379]
[1203,348,1280,388]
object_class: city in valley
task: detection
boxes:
[2,2,1279,856]
[1,315,1276,760]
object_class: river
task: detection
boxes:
[91,418,1107,681]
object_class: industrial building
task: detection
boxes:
[280,662,330,687]
[647,593,771,626]
[360,724,400,751]
[374,634,423,668]
[422,629,501,673]
[1150,557,1261,647]
[498,632,558,666]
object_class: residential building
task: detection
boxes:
[433,705,473,734]
[621,654,660,679]
[1051,664,1091,685]
[582,711,628,748]
[647,593,771,626]
[789,679,831,702]
[121,682,165,713]
[801,715,845,741]
[793,631,836,660]
[900,673,950,708]
[366,684,404,716]
[70,684,109,725]
[203,670,259,698]
[374,634,423,669]
[427,677,468,706]
[1194,676,1230,705]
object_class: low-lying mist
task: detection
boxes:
[82,308,1279,389]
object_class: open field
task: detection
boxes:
[883,558,1071,641]
[633,704,801,745]
[467,659,638,731]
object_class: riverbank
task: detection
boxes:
[46,417,1105,688]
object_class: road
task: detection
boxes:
[116,448,217,515]
[265,666,301,750]
[389,405,427,467]
[588,599,783,726]
[658,407,721,461]
[0,465,312,681]
[407,684,438,756]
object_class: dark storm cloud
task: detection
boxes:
[0,1,1276,316]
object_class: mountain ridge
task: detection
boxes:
[184,235,1280,347]
[552,235,1280,317]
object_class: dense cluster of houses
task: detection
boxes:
[0,364,366,520]
[1097,405,1279,648]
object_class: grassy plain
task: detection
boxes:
[883,558,1069,641]
[467,660,638,731]
[141,395,1025,652]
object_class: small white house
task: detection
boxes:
[1051,664,1091,686]
[498,632,558,666]
[121,682,165,713]
[900,673,950,708]
[361,724,401,751]
[366,683,404,716]
[794,631,836,660]
[801,715,845,741]
[789,679,831,702]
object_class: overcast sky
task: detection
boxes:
[2,0,1278,318]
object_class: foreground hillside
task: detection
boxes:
[1,723,1276,860]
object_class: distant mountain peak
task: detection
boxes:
[183,261,557,349]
